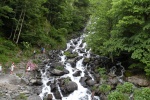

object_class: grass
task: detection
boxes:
[16,93,27,100]
[55,66,64,70]
[0,39,42,72]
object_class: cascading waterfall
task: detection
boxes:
[39,34,100,100]
[39,65,56,99]
[39,33,126,100]
[59,34,99,100]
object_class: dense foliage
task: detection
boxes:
[86,0,150,76]
[0,0,90,63]
[0,0,90,47]
[108,82,150,100]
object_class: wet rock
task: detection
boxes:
[93,73,100,83]
[64,51,78,59]
[65,81,78,93]
[51,62,64,69]
[53,90,62,99]
[51,69,64,76]
[47,94,53,100]
[83,58,90,65]
[86,79,96,86]
[63,69,69,74]
[35,79,43,86]
[50,83,56,92]
[79,77,88,87]
[73,70,81,77]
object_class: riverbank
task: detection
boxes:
[0,52,49,100]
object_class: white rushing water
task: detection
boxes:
[39,34,100,100]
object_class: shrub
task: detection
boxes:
[116,82,134,93]
[3,40,16,50]
[108,91,128,100]
[97,67,107,79]
[134,87,150,100]
[99,84,111,94]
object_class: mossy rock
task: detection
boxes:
[64,51,78,58]
[55,66,64,71]
[83,58,90,63]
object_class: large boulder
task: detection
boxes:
[127,75,150,87]
[73,70,81,77]
[79,77,88,87]
[51,69,64,76]
[65,81,78,93]
[86,79,96,86]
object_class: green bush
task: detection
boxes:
[0,47,5,54]
[108,91,128,100]
[97,67,107,79]
[116,82,134,93]
[3,41,16,50]
[99,84,111,94]
[134,87,150,100]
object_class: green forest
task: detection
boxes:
[0,0,90,63]
[0,0,150,76]
[86,0,150,77]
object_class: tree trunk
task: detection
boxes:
[16,10,25,44]
[13,10,23,41]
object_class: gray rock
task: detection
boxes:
[51,69,64,76]
[21,78,29,84]
[79,77,88,87]
[29,78,37,84]
[47,94,53,100]
[73,70,81,77]
[27,94,42,100]
[127,76,150,87]
[63,69,69,74]
[66,81,78,93]
[86,79,96,86]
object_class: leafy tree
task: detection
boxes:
[87,0,150,76]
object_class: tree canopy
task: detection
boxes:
[86,0,150,76]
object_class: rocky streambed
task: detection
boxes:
[0,36,150,100]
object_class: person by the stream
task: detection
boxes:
[0,63,2,74]
[41,47,45,54]
[26,61,38,72]
[10,62,16,74]
[33,50,36,59]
